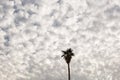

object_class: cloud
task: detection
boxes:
[0,0,120,80]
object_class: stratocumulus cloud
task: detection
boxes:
[0,0,120,80]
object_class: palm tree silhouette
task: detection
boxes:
[61,48,74,80]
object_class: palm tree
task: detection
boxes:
[61,48,74,80]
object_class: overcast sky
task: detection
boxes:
[0,0,120,80]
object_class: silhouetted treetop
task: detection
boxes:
[61,48,74,64]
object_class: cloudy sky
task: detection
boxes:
[0,0,120,80]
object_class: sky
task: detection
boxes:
[0,0,120,80]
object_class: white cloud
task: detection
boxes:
[0,0,120,80]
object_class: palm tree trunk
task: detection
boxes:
[68,63,70,80]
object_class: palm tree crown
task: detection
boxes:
[61,48,74,64]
